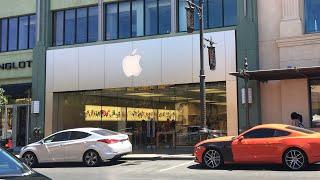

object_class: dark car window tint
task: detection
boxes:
[286,126,316,134]
[69,131,91,140]
[47,132,70,142]
[243,128,275,139]
[92,129,118,136]
[273,130,291,137]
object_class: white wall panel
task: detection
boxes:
[192,31,227,83]
[162,35,193,84]
[52,48,78,91]
[132,39,162,86]
[79,45,105,90]
[46,30,236,92]
[225,31,237,81]
[105,42,132,88]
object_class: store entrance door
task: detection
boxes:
[1,105,30,149]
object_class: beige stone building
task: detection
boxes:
[258,0,320,130]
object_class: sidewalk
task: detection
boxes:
[122,154,194,160]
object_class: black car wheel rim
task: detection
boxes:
[285,149,305,170]
[85,152,98,166]
[204,149,221,169]
[24,153,35,167]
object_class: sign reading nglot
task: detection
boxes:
[0,60,32,70]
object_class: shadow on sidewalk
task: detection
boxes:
[187,163,320,171]
[35,160,127,169]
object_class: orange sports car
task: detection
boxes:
[194,124,320,170]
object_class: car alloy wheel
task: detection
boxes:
[23,152,37,168]
[284,149,307,170]
[203,149,222,169]
[84,151,100,167]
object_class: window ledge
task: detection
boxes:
[0,49,33,56]
[277,33,320,48]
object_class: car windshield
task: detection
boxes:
[92,129,119,136]
[0,148,32,177]
[286,126,317,134]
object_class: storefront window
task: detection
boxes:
[53,82,227,150]
[310,80,320,128]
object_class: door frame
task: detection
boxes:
[3,104,31,148]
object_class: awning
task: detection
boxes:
[0,83,31,99]
[229,66,320,81]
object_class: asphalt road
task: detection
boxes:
[34,160,320,180]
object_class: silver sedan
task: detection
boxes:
[20,128,132,167]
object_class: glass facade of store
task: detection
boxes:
[310,80,320,128]
[53,82,226,150]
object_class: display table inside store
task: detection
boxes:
[156,131,175,148]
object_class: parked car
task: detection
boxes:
[0,146,50,179]
[194,124,320,170]
[20,128,132,167]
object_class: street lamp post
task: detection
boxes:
[186,0,216,129]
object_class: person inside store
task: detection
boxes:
[141,120,147,146]
[290,112,304,128]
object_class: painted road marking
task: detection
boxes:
[159,161,194,172]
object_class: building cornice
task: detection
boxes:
[277,33,320,48]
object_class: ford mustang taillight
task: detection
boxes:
[98,139,121,144]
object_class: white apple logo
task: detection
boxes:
[122,49,142,77]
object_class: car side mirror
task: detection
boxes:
[237,136,244,142]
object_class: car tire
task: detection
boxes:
[283,148,308,171]
[83,150,101,167]
[22,152,38,168]
[202,148,223,169]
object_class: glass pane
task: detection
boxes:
[119,2,131,39]
[310,80,320,128]
[145,0,158,35]
[29,15,36,48]
[203,0,208,29]
[194,0,200,30]
[53,82,227,150]
[1,19,8,52]
[159,0,171,34]
[178,0,187,32]
[305,0,320,33]
[88,6,98,42]
[18,16,29,50]
[76,8,88,43]
[8,18,18,51]
[132,0,144,37]
[65,9,76,45]
[106,3,118,40]
[224,0,237,26]
[208,0,223,28]
[54,11,64,46]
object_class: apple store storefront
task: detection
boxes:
[46,30,237,151]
